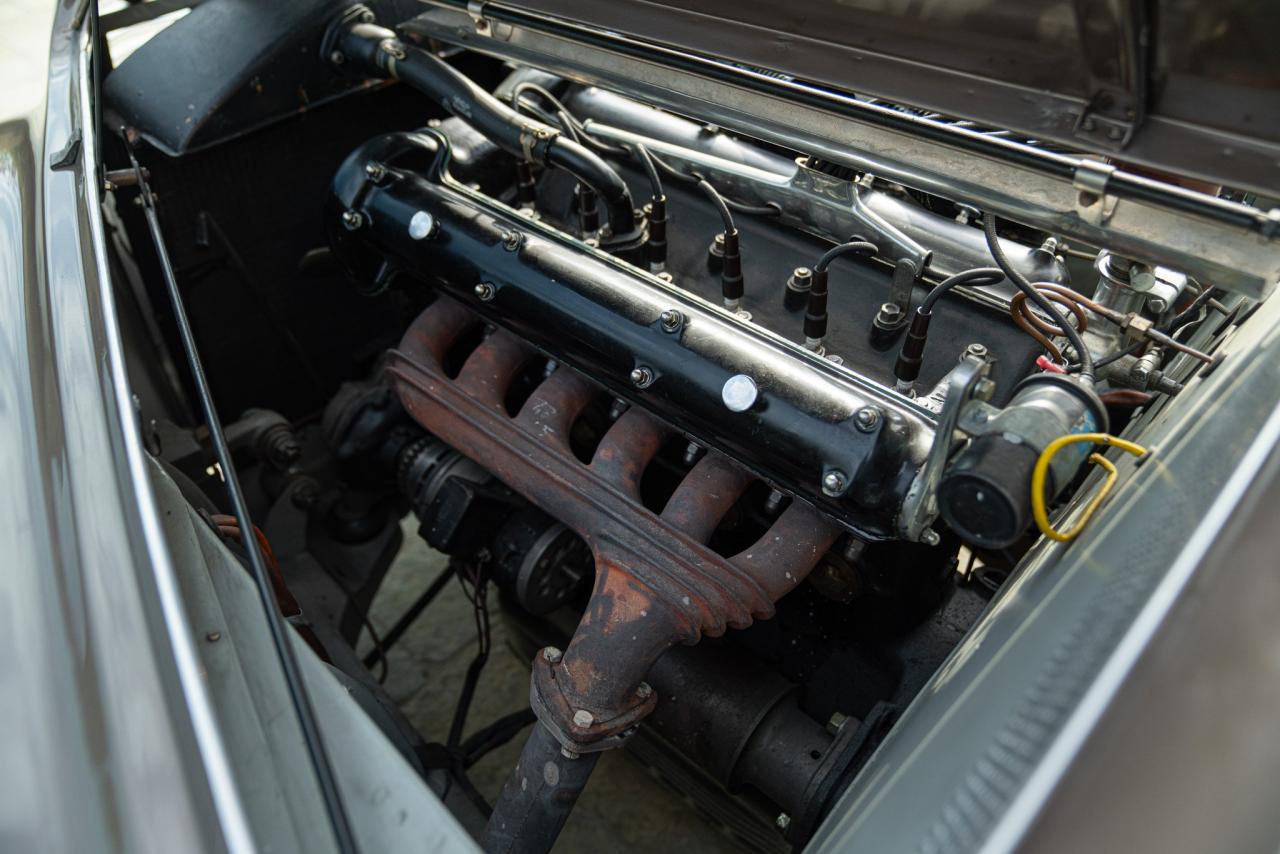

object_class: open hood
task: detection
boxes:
[494,0,1280,196]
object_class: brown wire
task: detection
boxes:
[1100,389,1154,407]
[1010,284,1090,363]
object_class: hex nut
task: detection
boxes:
[788,266,813,292]
[630,366,654,388]
[659,309,682,332]
[475,282,496,301]
[822,470,848,496]
[854,406,881,432]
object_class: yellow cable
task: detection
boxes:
[1031,433,1148,543]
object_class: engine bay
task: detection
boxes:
[92,2,1267,852]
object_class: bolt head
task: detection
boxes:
[876,302,903,322]
[572,709,595,728]
[630,366,653,388]
[364,161,386,182]
[205,631,221,643]
[474,282,495,301]
[659,309,682,332]
[636,682,653,700]
[709,232,726,258]
[776,813,791,831]
[543,646,563,664]
[291,483,319,509]
[1147,296,1169,313]
[340,210,363,231]
[721,374,759,412]
[921,528,941,546]
[682,441,703,466]
[1129,269,1158,293]
[822,470,848,496]
[502,230,523,251]
[854,406,881,432]
[964,343,989,360]
[329,50,345,65]
[408,210,436,240]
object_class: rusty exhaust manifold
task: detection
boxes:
[388,295,840,850]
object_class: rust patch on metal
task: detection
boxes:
[387,295,840,751]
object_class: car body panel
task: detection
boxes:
[501,0,1280,194]
[0,1,237,851]
[4,3,479,853]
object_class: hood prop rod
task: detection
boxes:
[121,131,359,854]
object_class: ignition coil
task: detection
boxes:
[937,373,1108,549]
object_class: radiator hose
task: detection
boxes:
[331,18,639,239]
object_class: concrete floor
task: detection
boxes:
[359,521,743,853]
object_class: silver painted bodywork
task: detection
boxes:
[810,290,1280,852]
[0,3,476,851]
[4,2,1279,853]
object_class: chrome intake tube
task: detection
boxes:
[568,85,1069,292]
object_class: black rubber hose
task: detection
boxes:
[512,82,575,128]
[697,178,735,235]
[645,151,781,216]
[804,240,878,345]
[814,239,879,272]
[698,180,743,306]
[634,144,664,200]
[983,214,1094,380]
[483,723,601,854]
[638,146,667,270]
[340,23,637,235]
[919,267,1006,312]
[893,267,1005,385]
